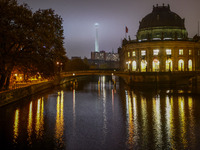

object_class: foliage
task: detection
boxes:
[0,0,67,90]
[64,58,89,71]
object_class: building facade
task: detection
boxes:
[119,4,200,72]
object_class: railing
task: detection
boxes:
[8,79,50,90]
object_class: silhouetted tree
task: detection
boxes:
[0,0,66,90]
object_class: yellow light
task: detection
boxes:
[57,62,59,65]
[15,74,17,76]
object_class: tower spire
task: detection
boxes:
[94,23,99,52]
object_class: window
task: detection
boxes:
[188,59,192,71]
[141,50,146,56]
[153,49,159,55]
[132,61,136,71]
[178,59,184,71]
[179,49,183,55]
[166,49,171,55]
[189,50,192,55]
[132,51,136,56]
[152,59,160,72]
[128,52,130,57]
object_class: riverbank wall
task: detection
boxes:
[0,76,77,107]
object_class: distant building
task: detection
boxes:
[119,4,200,72]
[90,50,119,69]
[91,51,119,61]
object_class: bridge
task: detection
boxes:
[60,70,200,85]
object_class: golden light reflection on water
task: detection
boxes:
[188,97,195,147]
[27,101,33,145]
[141,97,148,146]
[35,98,44,139]
[132,92,138,143]
[125,90,134,147]
[165,95,175,148]
[178,96,187,148]
[13,109,19,144]
[55,91,64,147]
[153,95,162,147]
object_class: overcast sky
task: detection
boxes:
[18,0,200,58]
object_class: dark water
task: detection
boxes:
[0,76,200,150]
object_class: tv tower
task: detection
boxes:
[94,23,99,52]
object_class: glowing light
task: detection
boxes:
[152,59,160,72]
[178,96,187,148]
[141,60,147,72]
[132,61,136,71]
[35,98,44,139]
[55,91,64,147]
[27,102,33,145]
[178,59,184,71]
[188,59,192,71]
[13,109,19,144]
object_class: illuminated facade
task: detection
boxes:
[119,4,200,72]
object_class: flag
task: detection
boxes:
[125,26,128,33]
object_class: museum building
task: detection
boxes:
[119,4,200,72]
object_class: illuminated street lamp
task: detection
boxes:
[56,61,63,74]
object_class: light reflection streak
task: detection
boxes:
[101,76,107,140]
[188,97,195,148]
[13,109,19,144]
[127,91,134,147]
[141,97,148,147]
[132,92,138,144]
[165,95,175,148]
[153,95,162,147]
[55,91,64,148]
[35,98,44,139]
[112,89,114,113]
[178,96,187,148]
[27,102,33,145]
[73,89,76,125]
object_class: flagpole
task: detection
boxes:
[125,26,128,39]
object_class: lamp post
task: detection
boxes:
[56,61,63,75]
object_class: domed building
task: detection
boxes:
[119,4,200,72]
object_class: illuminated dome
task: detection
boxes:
[137,4,188,41]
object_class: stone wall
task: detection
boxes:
[0,76,77,107]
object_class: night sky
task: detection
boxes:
[18,0,200,58]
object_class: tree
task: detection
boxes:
[0,0,66,90]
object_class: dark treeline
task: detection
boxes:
[0,0,67,90]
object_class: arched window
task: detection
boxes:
[166,59,173,71]
[141,60,147,72]
[188,59,192,71]
[152,59,160,72]
[178,59,184,71]
[132,61,137,71]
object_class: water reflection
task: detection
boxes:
[27,101,33,145]
[153,95,162,148]
[178,96,187,148]
[55,91,64,148]
[165,95,175,149]
[124,89,198,149]
[13,109,19,144]
[1,77,200,149]
[35,98,44,139]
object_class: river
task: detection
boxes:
[0,76,200,149]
